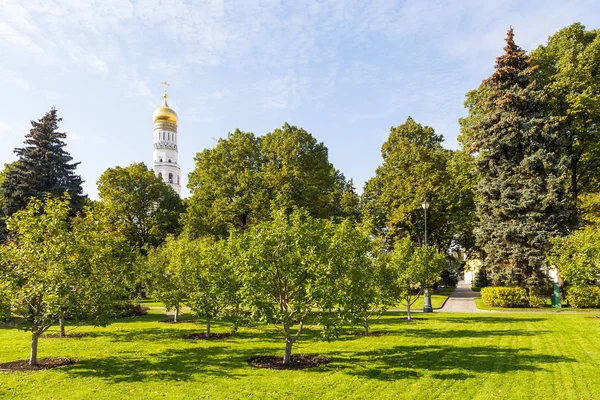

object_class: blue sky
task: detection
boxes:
[1,0,599,199]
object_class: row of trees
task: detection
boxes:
[2,21,599,363]
[0,108,450,366]
[0,195,443,365]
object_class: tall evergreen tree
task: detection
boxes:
[0,109,85,217]
[465,28,571,286]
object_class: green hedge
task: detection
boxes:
[566,286,600,308]
[481,287,527,308]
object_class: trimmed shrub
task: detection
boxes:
[527,294,546,308]
[113,302,149,318]
[481,287,527,308]
[566,286,600,308]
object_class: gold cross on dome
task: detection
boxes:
[161,81,170,97]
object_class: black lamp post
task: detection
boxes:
[422,199,433,313]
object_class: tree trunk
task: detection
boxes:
[173,307,179,323]
[364,314,370,336]
[283,336,293,365]
[205,317,211,339]
[59,317,65,338]
[29,334,39,366]
[407,304,412,321]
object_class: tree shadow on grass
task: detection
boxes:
[430,315,548,324]
[64,345,260,383]
[400,328,549,339]
[325,345,574,381]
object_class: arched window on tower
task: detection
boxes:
[177,175,180,184]
[168,173,173,183]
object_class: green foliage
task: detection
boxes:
[186,130,266,238]
[145,237,187,322]
[578,191,600,226]
[565,286,600,308]
[474,266,489,288]
[548,227,600,287]
[461,28,571,287]
[326,220,377,335]
[530,23,600,203]
[175,236,241,335]
[185,124,346,239]
[362,117,477,251]
[0,195,133,364]
[381,238,445,320]
[527,293,546,309]
[0,109,85,218]
[97,162,184,251]
[480,287,527,308]
[233,208,343,363]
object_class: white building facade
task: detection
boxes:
[152,87,181,196]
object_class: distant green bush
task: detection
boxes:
[527,293,546,308]
[566,286,600,308]
[481,287,527,308]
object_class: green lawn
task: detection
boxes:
[2,310,600,399]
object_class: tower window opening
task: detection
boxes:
[168,159,171,163]
[177,175,180,184]
[160,158,163,162]
[168,173,173,183]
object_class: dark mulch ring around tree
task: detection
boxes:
[346,330,387,337]
[248,355,329,370]
[160,319,196,324]
[183,332,232,340]
[43,333,89,338]
[0,358,74,372]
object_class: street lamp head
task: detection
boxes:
[422,199,429,210]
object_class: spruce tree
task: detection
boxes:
[468,28,571,287]
[0,108,85,217]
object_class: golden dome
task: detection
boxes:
[153,96,178,124]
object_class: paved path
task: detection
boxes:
[439,281,486,313]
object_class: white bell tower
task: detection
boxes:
[152,81,181,196]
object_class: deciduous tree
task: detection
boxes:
[362,117,476,252]
[97,162,183,252]
[234,209,340,364]
[0,196,133,365]
[185,124,347,239]
[531,23,600,204]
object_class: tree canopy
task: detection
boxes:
[97,162,184,252]
[362,117,477,251]
[530,23,600,204]
[185,124,347,239]
[0,196,133,365]
[0,109,85,218]
[461,28,571,286]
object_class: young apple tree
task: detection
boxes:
[0,196,133,365]
[382,238,444,321]
[234,209,344,364]
[173,236,240,338]
[145,237,188,322]
[328,220,382,336]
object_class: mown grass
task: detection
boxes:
[1,310,600,399]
